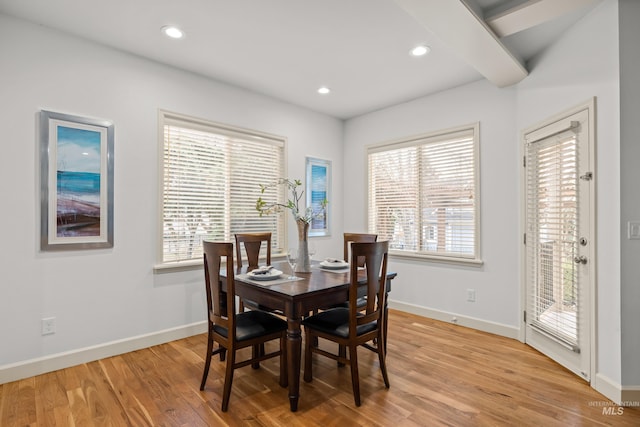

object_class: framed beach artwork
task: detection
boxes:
[305,157,331,237]
[40,110,114,250]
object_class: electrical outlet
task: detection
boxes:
[467,289,476,302]
[42,317,56,335]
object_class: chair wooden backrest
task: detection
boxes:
[348,241,388,336]
[343,233,377,267]
[203,241,236,339]
[235,233,271,269]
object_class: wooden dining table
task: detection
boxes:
[225,260,396,412]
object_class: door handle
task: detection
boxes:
[574,256,587,265]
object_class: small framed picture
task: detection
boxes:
[306,157,331,237]
[40,110,114,250]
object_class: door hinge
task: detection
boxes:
[523,156,527,167]
[523,233,526,245]
[574,255,588,265]
[580,171,593,181]
[524,311,527,322]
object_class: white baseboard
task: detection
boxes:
[594,373,623,404]
[0,321,207,385]
[388,300,520,339]
[593,374,640,407]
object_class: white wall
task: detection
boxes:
[344,80,520,335]
[343,0,635,399]
[0,14,343,375]
[517,0,622,387]
[618,0,640,389]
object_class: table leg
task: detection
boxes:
[286,317,302,412]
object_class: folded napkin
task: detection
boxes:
[325,258,346,264]
[251,266,274,275]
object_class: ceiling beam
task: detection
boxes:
[393,0,528,88]
[486,0,599,38]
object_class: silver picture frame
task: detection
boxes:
[306,156,331,237]
[40,110,114,250]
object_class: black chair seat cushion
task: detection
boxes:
[326,296,367,310]
[302,307,376,338]
[214,310,287,341]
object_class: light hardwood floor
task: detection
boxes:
[1,310,639,426]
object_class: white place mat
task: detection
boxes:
[318,267,350,274]
[315,265,364,274]
[236,274,304,286]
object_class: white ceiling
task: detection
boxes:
[0,0,600,119]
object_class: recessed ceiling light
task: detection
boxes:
[162,26,184,39]
[410,45,430,57]
[317,86,331,95]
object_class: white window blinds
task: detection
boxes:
[368,124,480,261]
[526,130,579,348]
[160,112,285,265]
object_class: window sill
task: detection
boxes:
[389,250,484,267]
[153,254,288,274]
[153,260,202,274]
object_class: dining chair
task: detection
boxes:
[343,233,377,267]
[341,233,378,309]
[200,241,287,412]
[317,232,378,321]
[302,240,390,406]
[235,232,271,312]
[235,232,271,269]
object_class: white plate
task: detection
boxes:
[320,260,349,269]
[247,269,283,281]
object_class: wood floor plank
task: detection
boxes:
[1,381,20,426]
[1,310,639,426]
[34,371,68,427]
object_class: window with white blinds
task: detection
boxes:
[525,129,579,348]
[159,111,285,266]
[367,123,480,262]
